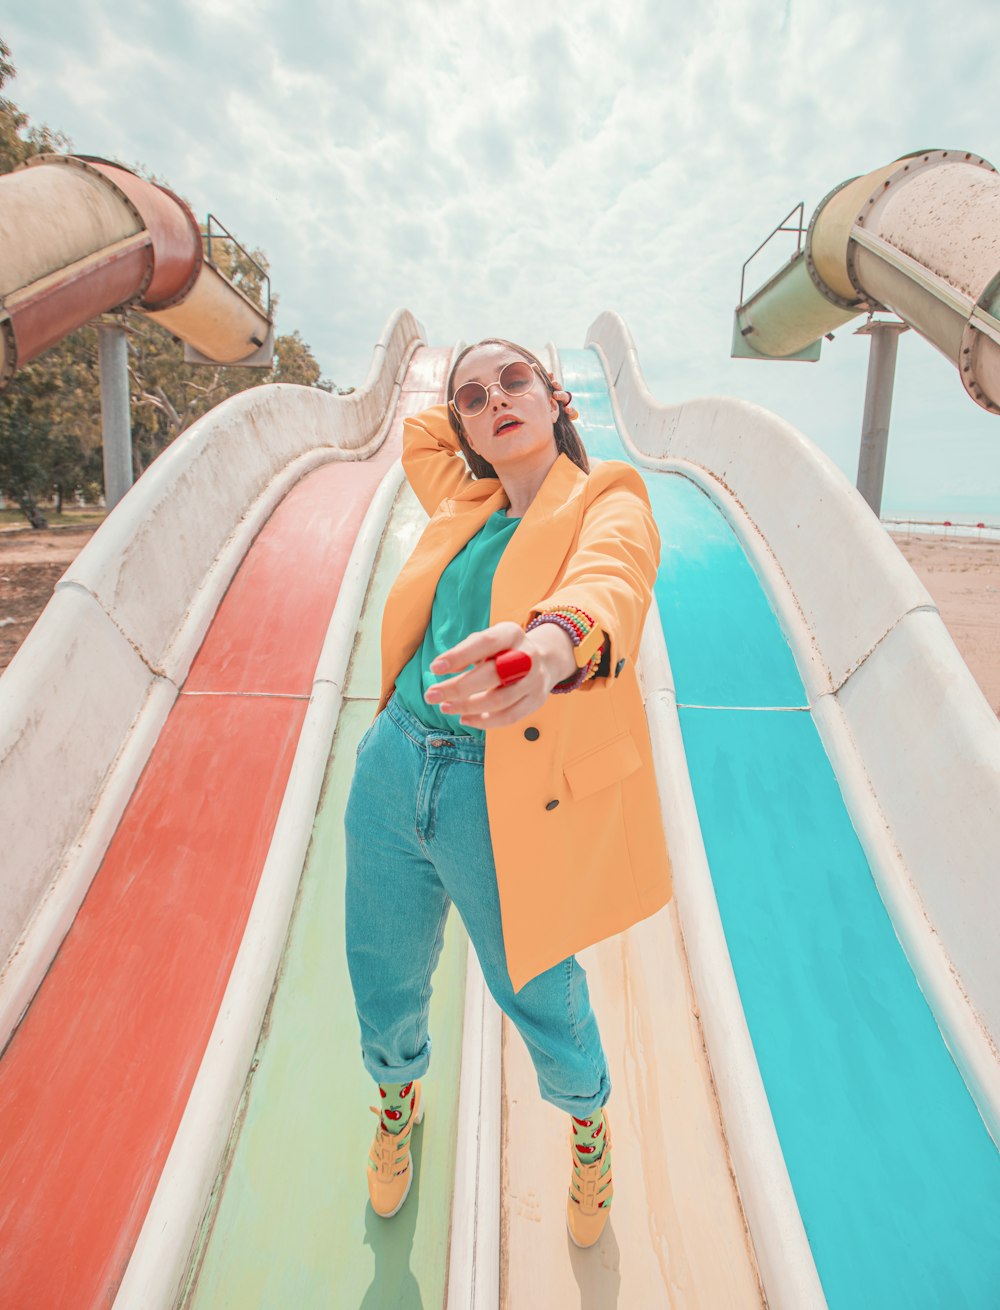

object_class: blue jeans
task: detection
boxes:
[344,690,611,1117]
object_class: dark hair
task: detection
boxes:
[446,338,590,479]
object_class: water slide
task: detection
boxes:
[733,147,1000,414]
[1,163,999,1309]
[0,152,272,387]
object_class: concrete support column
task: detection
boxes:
[96,320,133,511]
[854,319,909,517]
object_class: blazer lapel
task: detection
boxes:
[490,453,585,622]
[383,453,588,700]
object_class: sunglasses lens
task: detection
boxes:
[500,361,534,394]
[454,382,488,416]
[452,360,537,417]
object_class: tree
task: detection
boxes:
[0,38,27,174]
[127,317,335,467]
[271,329,333,387]
[1,37,70,175]
[0,364,57,527]
[0,37,338,525]
[0,326,101,524]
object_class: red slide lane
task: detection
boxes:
[0,348,450,1307]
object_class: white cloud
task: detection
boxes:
[3,0,1000,516]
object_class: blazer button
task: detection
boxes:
[545,799,560,810]
[614,657,626,677]
[524,726,540,741]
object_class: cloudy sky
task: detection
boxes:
[4,1,999,519]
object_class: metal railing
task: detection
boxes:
[738,202,806,306]
[202,214,272,317]
[883,516,1000,541]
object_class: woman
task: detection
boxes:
[344,338,672,1248]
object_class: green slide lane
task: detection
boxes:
[181,480,470,1309]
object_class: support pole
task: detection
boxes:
[854,319,909,517]
[96,319,133,511]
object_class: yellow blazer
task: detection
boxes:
[374,405,673,993]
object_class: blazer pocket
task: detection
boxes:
[563,730,642,801]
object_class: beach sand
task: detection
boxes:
[890,531,1000,718]
[1,524,998,715]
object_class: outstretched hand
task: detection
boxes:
[424,620,574,729]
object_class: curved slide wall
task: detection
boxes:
[0,308,425,1037]
[0,153,272,387]
[735,149,1000,414]
[587,310,1000,1307]
[0,309,451,1306]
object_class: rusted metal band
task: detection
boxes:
[6,234,150,368]
[961,267,1000,413]
[19,154,156,304]
[81,159,203,310]
[804,177,877,312]
[0,313,15,387]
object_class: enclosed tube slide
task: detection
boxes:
[0,153,272,387]
[734,148,1000,414]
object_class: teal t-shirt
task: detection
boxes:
[394,507,522,737]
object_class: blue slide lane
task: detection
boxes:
[560,347,1000,1308]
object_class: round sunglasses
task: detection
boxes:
[449,360,546,420]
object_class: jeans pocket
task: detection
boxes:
[355,716,378,759]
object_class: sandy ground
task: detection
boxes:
[0,525,997,715]
[0,529,99,673]
[888,530,1000,717]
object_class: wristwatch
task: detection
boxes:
[573,623,606,668]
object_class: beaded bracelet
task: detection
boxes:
[541,610,603,692]
[525,604,607,694]
[539,607,602,686]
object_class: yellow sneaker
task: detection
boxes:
[366,1079,424,1218]
[566,1106,613,1248]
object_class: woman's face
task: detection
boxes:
[451,344,560,468]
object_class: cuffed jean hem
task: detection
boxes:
[541,1071,612,1118]
[361,1045,432,1087]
